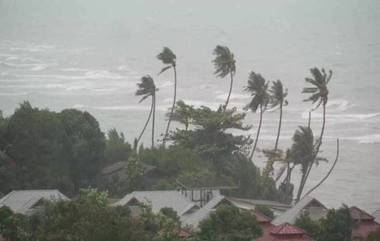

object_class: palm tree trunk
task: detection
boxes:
[250,105,263,160]
[137,100,154,145]
[224,72,234,110]
[274,102,283,151]
[152,93,156,148]
[296,103,326,202]
[302,139,339,198]
[163,66,177,144]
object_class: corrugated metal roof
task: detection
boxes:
[112,190,198,216]
[272,196,327,225]
[0,190,68,214]
[181,195,230,229]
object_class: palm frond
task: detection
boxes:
[136,75,157,102]
[157,47,176,66]
[269,80,287,108]
[303,67,332,108]
[244,71,270,112]
[212,45,236,78]
[158,66,172,75]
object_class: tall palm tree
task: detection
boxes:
[135,75,158,148]
[244,71,270,160]
[296,67,332,201]
[302,67,332,149]
[157,47,177,144]
[212,45,236,110]
[269,80,288,151]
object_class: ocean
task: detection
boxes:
[0,0,379,212]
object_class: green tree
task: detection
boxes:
[157,47,177,144]
[4,102,71,192]
[319,206,353,241]
[295,206,353,241]
[198,205,262,241]
[136,75,159,148]
[212,45,236,110]
[244,71,270,160]
[0,103,105,195]
[104,128,132,164]
[59,109,105,192]
[30,188,150,241]
[295,213,322,239]
[367,231,380,241]
[168,100,194,131]
[170,106,251,175]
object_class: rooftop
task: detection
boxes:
[0,189,68,214]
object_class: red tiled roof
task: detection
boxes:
[251,209,273,223]
[350,206,374,221]
[270,223,306,235]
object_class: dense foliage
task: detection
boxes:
[198,205,262,241]
[295,206,353,241]
[0,102,105,195]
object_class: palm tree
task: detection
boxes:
[157,47,177,145]
[212,45,236,110]
[269,80,288,151]
[296,67,332,201]
[302,67,332,149]
[244,71,270,160]
[135,75,158,148]
[291,126,328,202]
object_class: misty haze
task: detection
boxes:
[0,0,379,240]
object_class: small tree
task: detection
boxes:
[198,205,262,241]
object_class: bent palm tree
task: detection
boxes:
[135,75,158,148]
[212,45,236,110]
[244,71,270,160]
[157,47,177,144]
[269,80,288,151]
[291,126,329,202]
[296,67,332,201]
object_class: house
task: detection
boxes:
[373,209,380,224]
[112,190,200,218]
[251,209,276,241]
[0,190,68,215]
[266,223,313,241]
[272,196,328,225]
[350,206,380,240]
[181,194,233,229]
[251,209,313,241]
[113,188,292,230]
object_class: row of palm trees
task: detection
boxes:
[134,46,336,202]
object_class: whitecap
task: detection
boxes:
[73,104,85,109]
[84,70,125,80]
[216,93,250,101]
[326,99,354,111]
[344,134,380,144]
[31,64,48,71]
